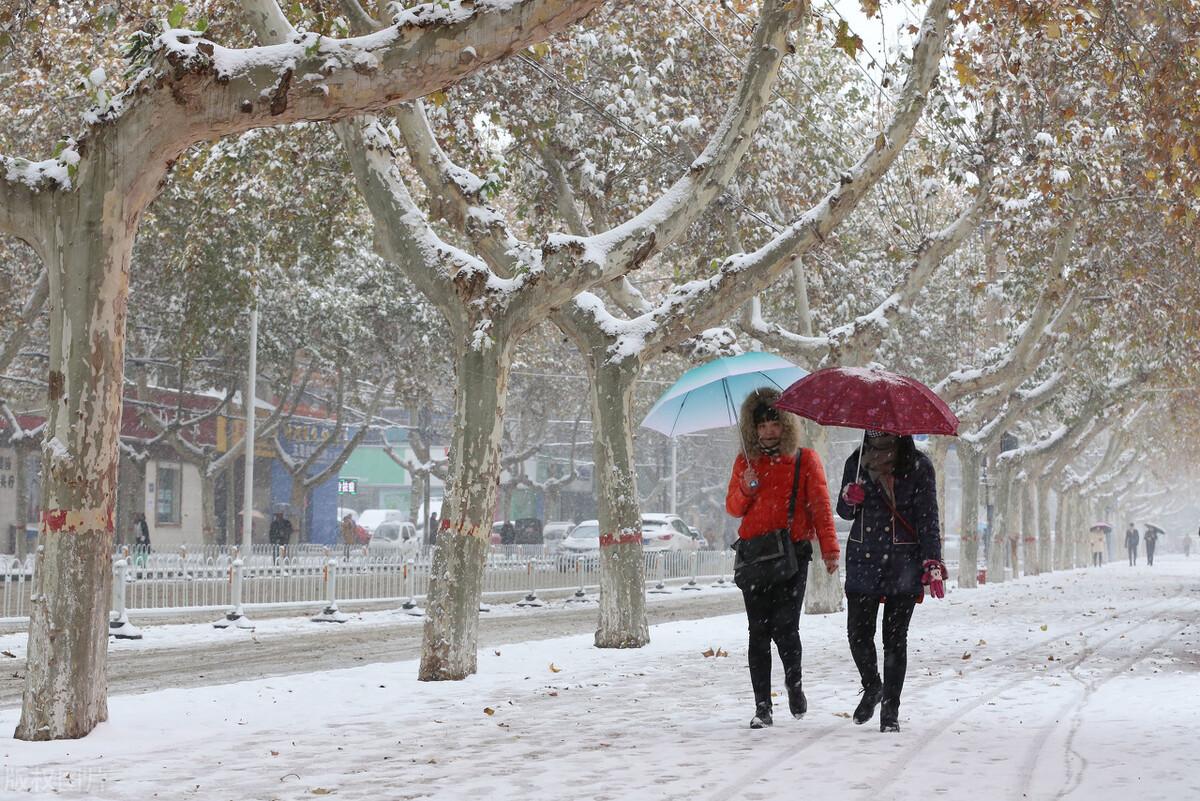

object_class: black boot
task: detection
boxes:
[879,699,899,733]
[788,685,808,719]
[750,702,773,729]
[853,684,882,725]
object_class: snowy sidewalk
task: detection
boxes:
[1,556,1197,801]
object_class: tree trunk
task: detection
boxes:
[13,443,32,560]
[17,190,135,741]
[929,438,951,547]
[200,466,218,546]
[419,337,514,680]
[224,459,237,545]
[1020,478,1036,576]
[1053,488,1068,570]
[803,423,841,614]
[1036,480,1052,575]
[587,355,649,648]
[957,448,981,588]
[987,465,1012,583]
[290,474,307,545]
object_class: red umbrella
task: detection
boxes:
[775,366,959,436]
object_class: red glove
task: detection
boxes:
[922,559,947,599]
[841,483,866,505]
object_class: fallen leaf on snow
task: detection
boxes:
[484,707,495,716]
[716,648,728,657]
[549,663,562,673]
[311,788,334,795]
[0,651,14,658]
[270,750,279,757]
[833,712,851,718]
[702,647,716,657]
[1040,624,1048,632]
[961,652,972,660]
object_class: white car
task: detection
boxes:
[368,521,421,556]
[542,521,575,553]
[356,508,404,535]
[641,513,700,552]
[559,520,601,555]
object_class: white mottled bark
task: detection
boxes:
[1020,478,1037,576]
[420,338,515,679]
[957,447,981,588]
[1036,479,1052,575]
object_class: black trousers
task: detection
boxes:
[1128,546,1137,566]
[846,593,918,708]
[1092,552,1103,567]
[1146,544,1155,565]
[741,564,809,707]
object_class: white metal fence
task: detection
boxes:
[1,545,736,621]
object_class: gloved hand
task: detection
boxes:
[841,482,866,505]
[922,558,947,599]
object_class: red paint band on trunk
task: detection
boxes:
[599,532,642,547]
[42,509,69,532]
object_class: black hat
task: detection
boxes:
[752,402,780,425]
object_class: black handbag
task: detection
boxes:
[733,452,807,591]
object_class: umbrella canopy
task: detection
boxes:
[775,366,959,436]
[1090,522,1113,532]
[1144,523,1165,534]
[640,352,808,437]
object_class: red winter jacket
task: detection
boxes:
[726,448,840,562]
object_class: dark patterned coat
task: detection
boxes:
[836,448,941,597]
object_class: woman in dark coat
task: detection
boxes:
[837,431,944,733]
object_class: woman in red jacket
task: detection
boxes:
[726,388,840,729]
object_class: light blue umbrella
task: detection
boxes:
[640,352,809,438]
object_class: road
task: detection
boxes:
[0,590,745,710]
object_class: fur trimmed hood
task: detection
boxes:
[738,387,800,458]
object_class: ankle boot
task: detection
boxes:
[788,685,808,719]
[750,702,773,729]
[879,699,899,733]
[853,684,882,725]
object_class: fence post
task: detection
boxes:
[712,549,732,587]
[648,552,671,594]
[313,548,348,623]
[566,556,588,602]
[400,558,423,616]
[516,558,543,607]
[214,546,254,629]
[109,550,143,639]
[682,550,702,591]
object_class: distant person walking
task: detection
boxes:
[725,388,839,730]
[1124,524,1139,566]
[340,513,357,559]
[1185,532,1192,558]
[133,512,151,551]
[1143,526,1159,566]
[269,509,293,563]
[1088,526,1106,567]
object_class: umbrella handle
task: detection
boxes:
[854,430,865,485]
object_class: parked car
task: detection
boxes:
[687,525,711,550]
[641,513,700,552]
[356,509,404,535]
[559,520,601,555]
[542,521,575,553]
[368,521,421,556]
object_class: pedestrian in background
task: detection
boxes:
[1124,523,1139,566]
[1088,526,1106,567]
[1143,525,1159,566]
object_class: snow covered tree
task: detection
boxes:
[2,0,613,741]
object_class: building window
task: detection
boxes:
[156,463,182,525]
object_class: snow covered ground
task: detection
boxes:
[1,555,1197,801]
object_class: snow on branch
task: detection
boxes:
[935,216,1079,406]
[744,169,991,367]
[520,0,811,321]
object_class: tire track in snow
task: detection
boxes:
[703,594,1182,801]
[859,597,1197,801]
